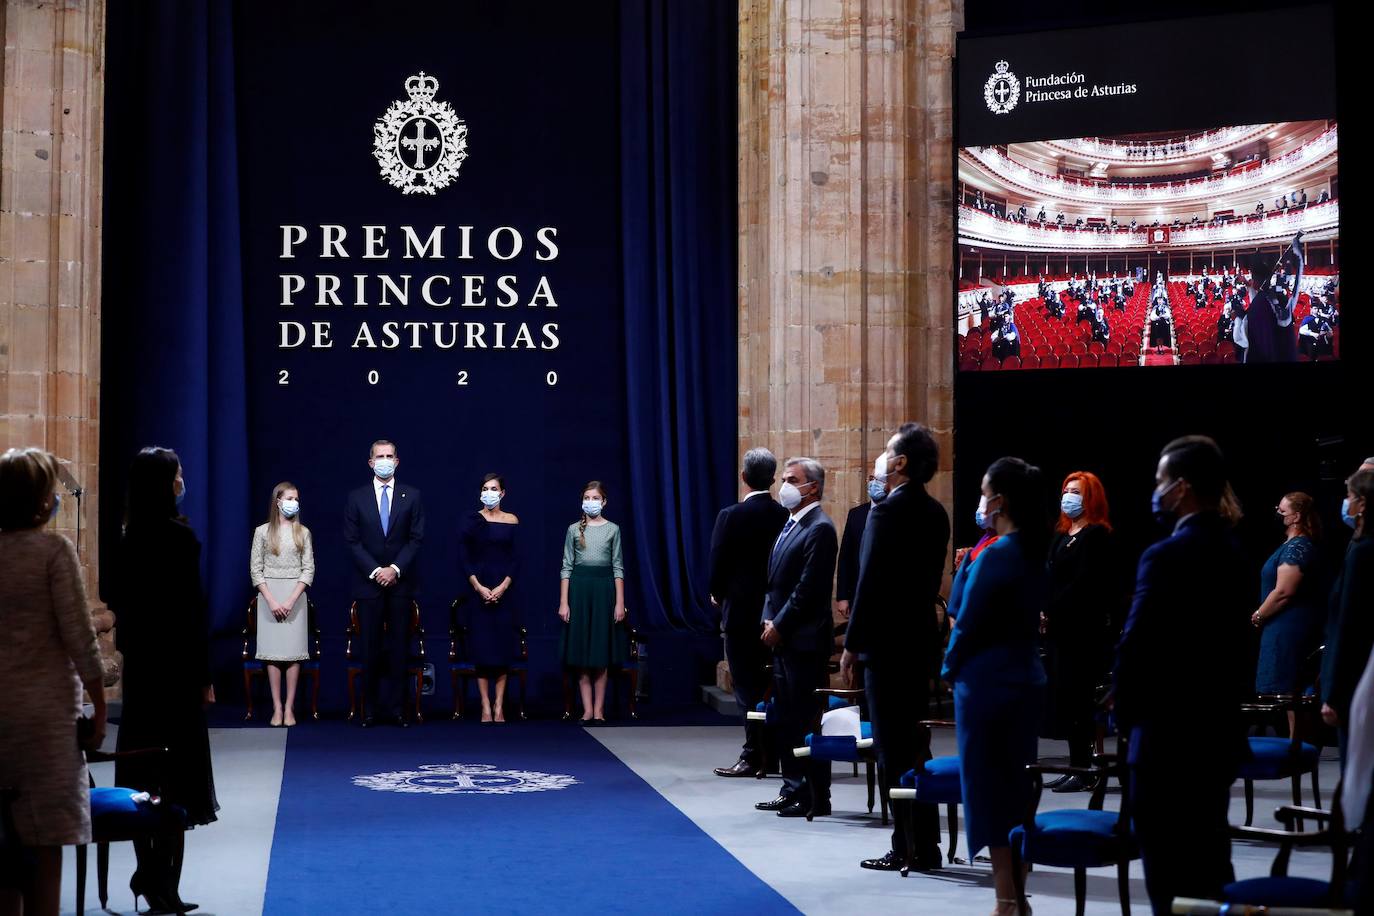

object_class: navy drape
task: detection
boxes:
[618,0,739,632]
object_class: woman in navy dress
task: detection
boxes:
[943,457,1049,916]
[1252,492,1324,707]
[456,473,521,723]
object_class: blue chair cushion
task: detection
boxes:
[450,662,477,672]
[90,787,186,840]
[1009,809,1135,868]
[301,659,320,670]
[804,734,862,762]
[913,755,962,804]
[1237,737,1320,780]
[243,660,264,671]
[1222,876,1338,908]
[826,696,856,711]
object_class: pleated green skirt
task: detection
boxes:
[559,565,629,669]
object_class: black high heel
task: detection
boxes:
[131,873,178,915]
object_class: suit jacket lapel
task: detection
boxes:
[770,510,809,578]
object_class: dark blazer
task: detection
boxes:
[762,506,838,653]
[1114,511,1251,764]
[343,480,426,598]
[844,483,950,664]
[1321,535,1374,721]
[835,502,871,604]
[709,493,789,634]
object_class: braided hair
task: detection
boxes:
[579,480,606,548]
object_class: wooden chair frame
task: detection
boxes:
[1240,693,1323,827]
[448,595,529,720]
[345,599,427,722]
[560,607,644,720]
[241,594,322,721]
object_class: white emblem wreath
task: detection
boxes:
[372,73,469,195]
[352,763,579,796]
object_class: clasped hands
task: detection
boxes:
[476,583,507,604]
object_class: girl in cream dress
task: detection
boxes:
[250,481,315,726]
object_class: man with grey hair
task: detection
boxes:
[755,457,838,817]
[709,448,788,777]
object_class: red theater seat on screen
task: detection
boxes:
[1019,355,1040,370]
[980,357,1002,372]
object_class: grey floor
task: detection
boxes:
[56,722,1339,915]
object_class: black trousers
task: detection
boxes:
[724,627,771,767]
[357,590,410,719]
[1131,760,1235,916]
[865,663,939,857]
[772,646,831,802]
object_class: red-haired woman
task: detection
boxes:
[1252,492,1325,701]
[1042,471,1117,792]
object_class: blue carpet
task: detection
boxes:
[263,721,797,915]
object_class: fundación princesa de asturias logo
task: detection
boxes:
[372,71,469,195]
[984,60,1020,115]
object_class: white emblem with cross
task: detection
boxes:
[373,71,469,195]
[353,763,579,795]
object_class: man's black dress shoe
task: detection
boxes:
[714,759,762,778]
[754,795,792,811]
[1051,774,1098,793]
[1042,773,1072,790]
[359,717,376,728]
[778,799,829,818]
[860,851,905,871]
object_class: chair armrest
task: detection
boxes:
[918,719,957,729]
[816,688,865,698]
[1027,763,1101,778]
[1231,824,1334,847]
[1275,805,1334,825]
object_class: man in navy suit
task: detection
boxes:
[1113,435,1250,914]
[755,457,838,818]
[343,439,426,727]
[709,447,789,777]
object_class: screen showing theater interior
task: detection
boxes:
[957,120,1339,371]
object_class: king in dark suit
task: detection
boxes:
[1114,436,1250,914]
[709,448,789,777]
[842,423,951,872]
[756,457,838,818]
[343,439,426,726]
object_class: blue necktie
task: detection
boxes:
[773,517,797,556]
[380,485,390,537]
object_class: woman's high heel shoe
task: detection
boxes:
[131,873,178,915]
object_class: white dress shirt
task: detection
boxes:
[370,476,402,580]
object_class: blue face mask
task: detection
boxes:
[582,499,603,518]
[974,508,987,530]
[1152,478,1180,525]
[1342,497,1360,530]
[480,490,501,508]
[373,458,396,480]
[1061,492,1085,519]
[868,479,887,503]
[175,478,186,507]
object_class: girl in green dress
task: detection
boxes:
[558,481,628,723]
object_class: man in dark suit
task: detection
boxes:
[835,453,888,619]
[841,423,951,872]
[343,439,426,727]
[755,457,838,818]
[709,447,789,777]
[1113,436,1250,914]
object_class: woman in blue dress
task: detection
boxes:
[456,473,521,723]
[943,457,1049,916]
[1252,492,1324,706]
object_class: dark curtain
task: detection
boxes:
[100,1,737,657]
[619,0,739,632]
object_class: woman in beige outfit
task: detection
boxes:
[249,481,315,726]
[0,448,106,916]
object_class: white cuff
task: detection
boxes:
[390,564,402,578]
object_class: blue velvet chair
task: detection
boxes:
[448,595,528,720]
[789,688,885,824]
[1239,694,1323,827]
[1009,741,1138,916]
[345,599,428,722]
[241,594,322,721]
[888,719,962,871]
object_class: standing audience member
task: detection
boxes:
[835,453,888,620]
[1114,436,1250,915]
[1320,467,1374,764]
[0,448,106,916]
[942,457,1049,916]
[558,481,628,724]
[457,473,522,723]
[709,449,788,777]
[342,439,426,727]
[841,424,950,873]
[1043,471,1117,792]
[1251,492,1324,702]
[755,458,838,818]
[249,481,315,727]
[110,446,218,914]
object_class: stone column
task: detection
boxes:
[738,0,962,523]
[0,0,116,690]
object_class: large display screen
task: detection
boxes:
[955,7,1339,372]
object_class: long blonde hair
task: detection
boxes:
[578,480,606,548]
[267,480,306,556]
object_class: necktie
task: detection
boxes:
[773,517,797,557]
[380,485,390,537]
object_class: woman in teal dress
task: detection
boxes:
[1252,491,1325,697]
[558,481,627,723]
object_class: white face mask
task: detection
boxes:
[480,490,501,508]
[279,499,300,518]
[778,482,805,510]
[582,498,603,518]
[372,458,396,479]
[872,452,889,482]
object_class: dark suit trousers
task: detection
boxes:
[724,628,771,766]
[865,663,939,856]
[772,647,831,802]
[1130,760,1235,916]
[357,590,410,719]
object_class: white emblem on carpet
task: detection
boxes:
[352,763,579,795]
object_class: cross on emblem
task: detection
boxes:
[995,81,1010,103]
[401,119,440,170]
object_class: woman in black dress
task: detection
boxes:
[109,447,218,913]
[1042,470,1117,792]
[456,473,521,722]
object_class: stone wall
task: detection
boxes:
[0,0,116,691]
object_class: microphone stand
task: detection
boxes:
[54,462,85,561]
